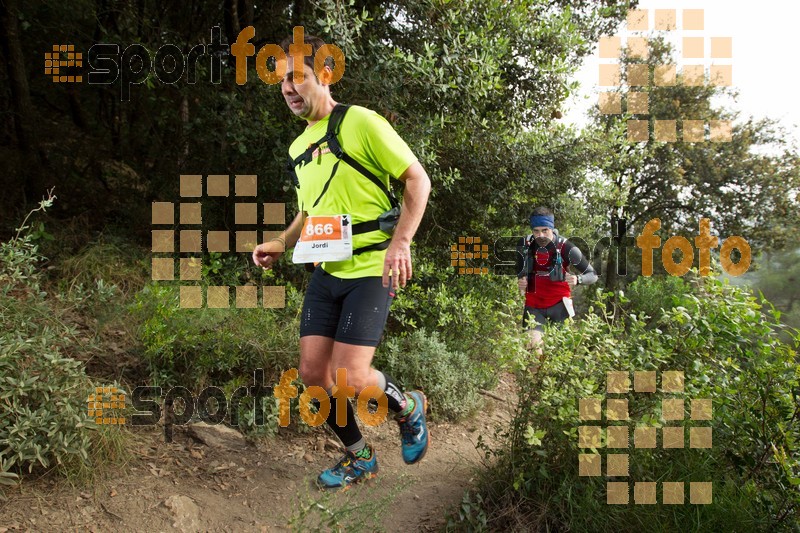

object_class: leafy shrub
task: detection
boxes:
[130,281,302,389]
[1,198,127,493]
[0,197,53,296]
[0,331,124,493]
[1,335,93,473]
[223,374,313,438]
[376,328,484,420]
[459,276,799,531]
[200,252,253,287]
[387,258,528,391]
[233,391,282,439]
[57,235,148,298]
[132,257,525,426]
[623,274,690,322]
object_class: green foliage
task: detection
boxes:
[419,124,595,249]
[0,336,92,473]
[0,231,42,295]
[371,257,530,421]
[0,194,55,295]
[446,491,489,532]
[389,259,527,374]
[235,393,281,440]
[223,374,315,438]
[287,473,409,531]
[130,281,302,389]
[376,328,483,421]
[130,253,528,428]
[1,201,127,494]
[3,0,631,274]
[201,252,245,287]
[588,37,800,255]
[749,248,800,333]
[342,0,627,131]
[459,276,799,530]
[57,235,148,298]
[623,274,691,323]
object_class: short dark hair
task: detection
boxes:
[530,206,554,218]
[279,34,335,74]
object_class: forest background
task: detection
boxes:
[1,0,798,530]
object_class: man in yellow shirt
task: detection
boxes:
[252,34,431,490]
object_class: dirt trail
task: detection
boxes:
[0,380,515,532]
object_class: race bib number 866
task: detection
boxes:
[304,219,341,240]
[292,214,352,263]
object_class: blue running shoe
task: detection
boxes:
[317,447,378,490]
[397,390,429,464]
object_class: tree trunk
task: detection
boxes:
[111,96,121,159]
[224,0,241,47]
[136,0,145,39]
[66,84,88,131]
[178,94,190,167]
[604,246,618,291]
[238,0,254,29]
[291,0,308,28]
[94,0,120,40]
[0,0,46,201]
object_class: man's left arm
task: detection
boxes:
[382,161,431,289]
[563,241,598,288]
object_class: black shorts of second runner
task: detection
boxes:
[300,266,395,347]
[523,301,571,332]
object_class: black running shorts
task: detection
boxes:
[300,267,395,347]
[522,301,571,332]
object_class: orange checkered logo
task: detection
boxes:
[87,386,126,425]
[45,44,83,83]
[450,236,490,275]
[579,370,713,505]
[152,175,286,309]
[597,8,732,143]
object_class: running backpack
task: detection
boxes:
[522,234,567,282]
[286,104,400,256]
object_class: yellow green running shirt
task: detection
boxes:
[289,105,418,278]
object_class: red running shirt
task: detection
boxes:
[525,243,571,309]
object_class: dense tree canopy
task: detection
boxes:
[574,37,800,286]
[595,39,799,241]
[1,1,628,245]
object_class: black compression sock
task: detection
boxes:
[376,371,407,414]
[319,393,363,449]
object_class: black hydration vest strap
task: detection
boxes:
[352,239,391,255]
[288,104,399,209]
[286,155,300,189]
[352,219,380,235]
[286,104,400,256]
[327,135,399,209]
[311,159,340,208]
[287,133,332,190]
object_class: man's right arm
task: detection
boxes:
[252,211,306,269]
[281,211,306,249]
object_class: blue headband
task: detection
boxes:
[530,214,554,229]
